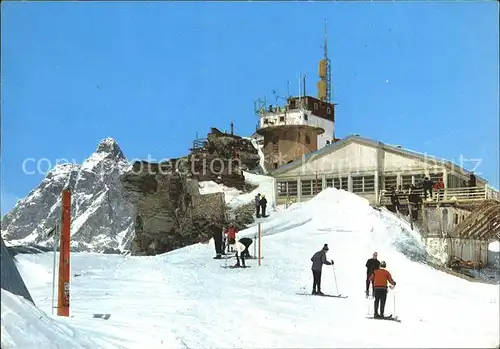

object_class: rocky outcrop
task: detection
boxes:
[1,138,135,253]
[189,128,261,189]
[121,161,226,256]
[120,128,262,256]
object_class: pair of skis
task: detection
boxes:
[297,293,402,322]
[365,292,402,322]
[296,293,348,299]
[366,314,401,322]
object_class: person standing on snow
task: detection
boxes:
[212,224,225,259]
[228,239,247,268]
[365,252,381,297]
[255,193,261,218]
[369,261,396,318]
[238,237,253,258]
[259,195,268,218]
[224,223,238,252]
[310,244,334,295]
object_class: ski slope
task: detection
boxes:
[3,188,499,348]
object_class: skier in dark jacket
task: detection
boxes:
[259,195,268,218]
[255,193,261,218]
[390,187,400,212]
[211,224,224,259]
[310,244,334,295]
[422,177,434,199]
[239,237,253,258]
[365,252,381,297]
[408,186,423,221]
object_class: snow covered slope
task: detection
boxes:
[199,170,275,209]
[12,188,500,348]
[1,138,135,253]
[0,289,124,349]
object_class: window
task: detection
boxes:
[301,180,313,196]
[312,179,321,194]
[277,181,298,196]
[363,176,375,192]
[326,178,342,189]
[447,173,466,188]
[279,116,285,122]
[401,175,412,188]
[430,172,444,183]
[304,113,308,121]
[384,175,397,190]
[327,107,331,114]
[340,177,348,190]
[414,173,425,185]
[352,176,363,193]
[305,135,310,144]
[314,103,318,110]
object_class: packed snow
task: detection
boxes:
[0,289,123,349]
[3,188,500,348]
[199,170,275,209]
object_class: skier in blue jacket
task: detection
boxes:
[310,244,334,295]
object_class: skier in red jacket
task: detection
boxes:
[224,223,238,253]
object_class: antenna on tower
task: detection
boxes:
[318,18,332,103]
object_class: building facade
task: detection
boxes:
[271,135,489,205]
[255,96,336,171]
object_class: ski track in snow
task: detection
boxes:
[3,187,500,348]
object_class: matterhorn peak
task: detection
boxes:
[96,138,125,160]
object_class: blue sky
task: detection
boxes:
[1,1,498,215]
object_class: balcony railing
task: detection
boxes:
[378,186,499,206]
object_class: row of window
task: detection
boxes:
[277,175,376,197]
[278,172,473,197]
[383,173,449,189]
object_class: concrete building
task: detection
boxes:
[255,95,336,171]
[271,134,490,205]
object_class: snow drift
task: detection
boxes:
[0,289,123,349]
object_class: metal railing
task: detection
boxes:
[378,186,499,206]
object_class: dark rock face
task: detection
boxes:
[1,138,135,253]
[121,166,226,256]
[188,128,261,189]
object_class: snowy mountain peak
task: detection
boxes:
[95,138,125,160]
[1,138,134,252]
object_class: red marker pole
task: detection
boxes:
[57,189,71,317]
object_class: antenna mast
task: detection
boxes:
[318,18,332,103]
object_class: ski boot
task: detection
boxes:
[316,291,324,296]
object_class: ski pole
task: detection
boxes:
[332,266,340,295]
[393,291,396,317]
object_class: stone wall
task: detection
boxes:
[418,206,471,238]
[121,165,226,256]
